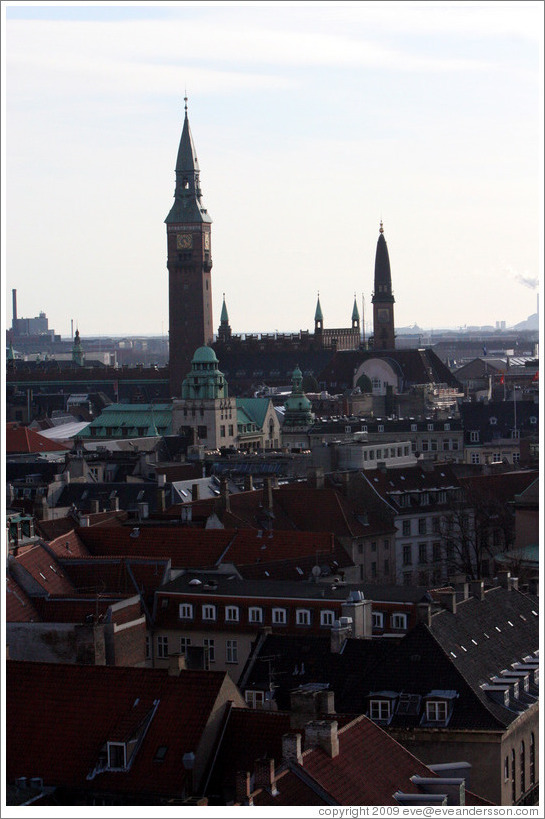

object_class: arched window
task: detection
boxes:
[520,741,525,795]
[511,748,516,803]
[530,734,535,785]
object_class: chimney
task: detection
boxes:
[220,478,231,512]
[417,602,433,627]
[282,733,303,766]
[90,499,100,514]
[157,472,166,487]
[168,653,187,675]
[254,758,277,795]
[138,501,149,519]
[509,576,519,591]
[290,688,332,730]
[470,580,485,601]
[307,467,325,490]
[264,477,274,512]
[157,487,166,513]
[192,483,200,502]
[496,570,511,589]
[304,720,339,758]
[340,471,350,495]
[341,591,372,638]
[456,581,469,600]
[330,618,352,653]
[528,577,538,595]
[110,495,120,512]
[235,771,253,805]
[244,475,254,492]
[317,689,335,716]
[436,590,457,614]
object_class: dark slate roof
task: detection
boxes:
[319,349,462,390]
[240,585,538,731]
[54,482,160,513]
[460,400,539,443]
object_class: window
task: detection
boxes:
[180,637,191,655]
[226,639,238,664]
[432,517,441,534]
[371,541,377,552]
[530,734,535,785]
[470,431,480,442]
[471,452,481,464]
[108,743,126,770]
[197,425,207,439]
[383,558,389,575]
[392,613,408,630]
[504,756,510,781]
[403,572,412,586]
[418,518,426,535]
[225,605,239,622]
[179,603,193,619]
[520,741,525,795]
[384,539,390,550]
[512,452,520,464]
[433,542,442,562]
[145,635,150,659]
[418,543,427,564]
[369,700,391,721]
[378,425,384,433]
[320,610,335,627]
[512,749,516,803]
[403,545,412,566]
[202,604,216,621]
[492,453,502,463]
[220,425,226,437]
[372,612,384,629]
[272,607,287,625]
[228,424,234,436]
[245,690,265,708]
[511,428,520,439]
[248,607,263,623]
[444,423,450,431]
[157,635,169,658]
[296,609,311,626]
[371,562,377,578]
[426,700,447,722]
[427,423,434,431]
[204,638,215,663]
[411,423,417,432]
[402,520,411,537]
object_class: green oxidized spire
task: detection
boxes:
[220,293,229,324]
[352,294,360,322]
[314,294,323,323]
[165,95,212,225]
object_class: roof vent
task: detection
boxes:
[189,578,202,585]
[130,528,140,538]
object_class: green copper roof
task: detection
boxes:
[220,296,229,324]
[352,297,360,322]
[314,296,323,322]
[236,397,271,430]
[192,345,218,364]
[165,101,212,225]
[79,404,173,438]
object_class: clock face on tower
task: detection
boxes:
[204,232,210,250]
[176,233,193,250]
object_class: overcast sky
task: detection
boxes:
[3,1,543,339]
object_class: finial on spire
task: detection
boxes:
[184,90,188,114]
[379,220,384,234]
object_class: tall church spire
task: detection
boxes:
[371,221,395,350]
[314,294,323,332]
[218,293,232,342]
[352,294,360,329]
[165,96,212,226]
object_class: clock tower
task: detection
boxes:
[371,221,395,351]
[166,97,213,397]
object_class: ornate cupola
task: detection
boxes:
[217,293,232,342]
[166,96,214,398]
[282,365,314,430]
[371,221,396,350]
[181,346,227,400]
[72,328,84,367]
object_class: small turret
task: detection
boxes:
[314,294,324,333]
[218,293,232,342]
[72,328,84,367]
[352,294,360,331]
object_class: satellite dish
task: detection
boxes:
[311,565,321,578]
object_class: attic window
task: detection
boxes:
[154,745,168,762]
[426,700,448,722]
[369,699,392,722]
[108,742,126,770]
[489,417,498,425]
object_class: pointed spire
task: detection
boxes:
[372,221,394,302]
[220,293,229,324]
[314,293,324,323]
[352,293,360,322]
[165,94,211,225]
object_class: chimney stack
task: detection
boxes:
[157,487,166,513]
[244,475,254,492]
[496,570,511,589]
[220,478,231,512]
[435,590,457,614]
[254,758,277,794]
[282,733,303,766]
[168,653,187,675]
[264,477,274,513]
[235,771,253,805]
[192,483,200,502]
[304,720,339,758]
[470,580,485,601]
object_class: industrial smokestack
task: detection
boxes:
[12,289,17,326]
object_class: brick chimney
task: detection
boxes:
[282,733,303,765]
[220,478,231,512]
[192,483,200,502]
[470,580,485,601]
[330,618,352,653]
[244,475,254,492]
[435,590,457,614]
[254,758,278,795]
[307,467,325,490]
[304,720,339,758]
[235,771,253,805]
[497,570,511,589]
[264,477,274,513]
[157,487,166,513]
[168,653,187,675]
[290,687,335,730]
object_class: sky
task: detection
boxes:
[2,0,543,339]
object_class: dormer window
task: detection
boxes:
[426,700,448,722]
[489,416,497,425]
[108,742,127,770]
[370,700,391,721]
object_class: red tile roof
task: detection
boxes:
[5,578,41,623]
[6,423,70,453]
[76,526,234,567]
[32,596,124,623]
[252,715,490,805]
[59,556,170,596]
[6,661,236,799]
[13,544,77,595]
[45,529,91,558]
